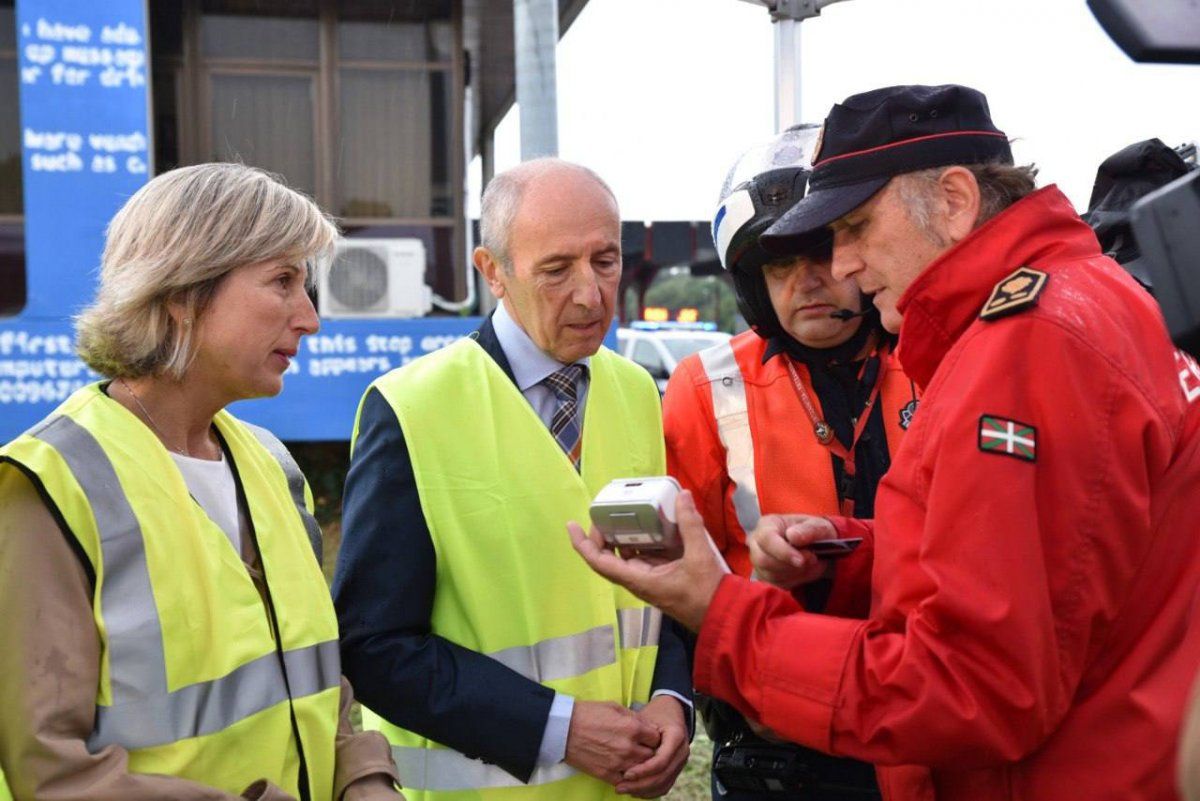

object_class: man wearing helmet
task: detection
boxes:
[662,125,917,800]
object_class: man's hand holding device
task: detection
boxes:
[588,477,686,558]
[748,514,859,590]
[569,484,728,632]
[571,481,853,628]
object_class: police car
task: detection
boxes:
[616,322,731,394]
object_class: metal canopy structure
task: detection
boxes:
[463,0,589,176]
[738,0,852,130]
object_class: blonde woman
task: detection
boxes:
[0,164,402,801]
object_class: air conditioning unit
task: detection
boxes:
[318,238,432,318]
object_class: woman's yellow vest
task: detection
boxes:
[361,339,666,801]
[0,384,341,801]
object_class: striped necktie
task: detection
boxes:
[543,364,585,470]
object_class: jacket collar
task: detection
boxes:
[471,312,518,386]
[894,185,1101,388]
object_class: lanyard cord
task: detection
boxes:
[784,344,889,516]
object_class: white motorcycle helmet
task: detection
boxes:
[712,124,830,339]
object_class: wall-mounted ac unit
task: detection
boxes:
[318,238,432,318]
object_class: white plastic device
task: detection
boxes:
[588,476,681,551]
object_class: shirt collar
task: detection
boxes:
[492,300,590,392]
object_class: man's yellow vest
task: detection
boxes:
[0,384,341,801]
[361,339,666,801]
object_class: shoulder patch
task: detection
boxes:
[978,415,1036,462]
[980,267,1048,321]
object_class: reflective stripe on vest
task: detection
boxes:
[244,421,324,566]
[388,604,660,794]
[617,606,662,651]
[32,413,340,753]
[91,640,340,751]
[485,606,662,683]
[699,341,761,533]
[390,746,579,792]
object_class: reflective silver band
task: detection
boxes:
[243,421,324,566]
[33,415,340,753]
[34,415,169,701]
[390,746,578,791]
[698,342,762,534]
[488,624,615,683]
[486,605,662,684]
[402,611,661,790]
[89,640,341,751]
[617,606,662,650]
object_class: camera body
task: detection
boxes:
[1133,171,1200,357]
[589,476,680,552]
[713,741,818,794]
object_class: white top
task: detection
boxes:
[172,451,241,554]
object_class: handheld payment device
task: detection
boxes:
[589,476,681,552]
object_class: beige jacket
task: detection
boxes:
[1182,674,1200,801]
[0,463,402,801]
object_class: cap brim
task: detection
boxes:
[760,177,888,253]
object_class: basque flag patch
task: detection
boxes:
[978,415,1037,462]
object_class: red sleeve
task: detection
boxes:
[819,517,874,618]
[695,576,865,752]
[663,355,750,576]
[696,317,1170,768]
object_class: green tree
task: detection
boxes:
[643,273,739,332]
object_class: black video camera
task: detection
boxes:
[1088,0,1200,357]
[1132,172,1200,357]
[713,741,818,794]
[711,734,881,798]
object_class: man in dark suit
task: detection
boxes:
[333,158,692,801]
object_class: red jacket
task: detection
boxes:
[664,331,914,607]
[694,186,1200,801]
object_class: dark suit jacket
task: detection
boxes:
[332,315,692,783]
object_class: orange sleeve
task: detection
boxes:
[663,355,749,576]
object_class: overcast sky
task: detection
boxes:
[470,0,1197,224]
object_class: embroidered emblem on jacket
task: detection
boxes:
[978,415,1037,462]
[980,267,1049,321]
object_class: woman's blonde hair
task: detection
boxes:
[76,163,338,379]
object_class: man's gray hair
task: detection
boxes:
[897,161,1039,244]
[479,158,619,272]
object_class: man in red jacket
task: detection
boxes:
[570,84,1200,801]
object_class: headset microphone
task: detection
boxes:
[829,308,870,321]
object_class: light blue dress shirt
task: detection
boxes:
[491,300,591,425]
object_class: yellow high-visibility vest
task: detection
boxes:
[0,384,340,800]
[362,339,666,801]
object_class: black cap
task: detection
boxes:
[762,84,1012,249]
